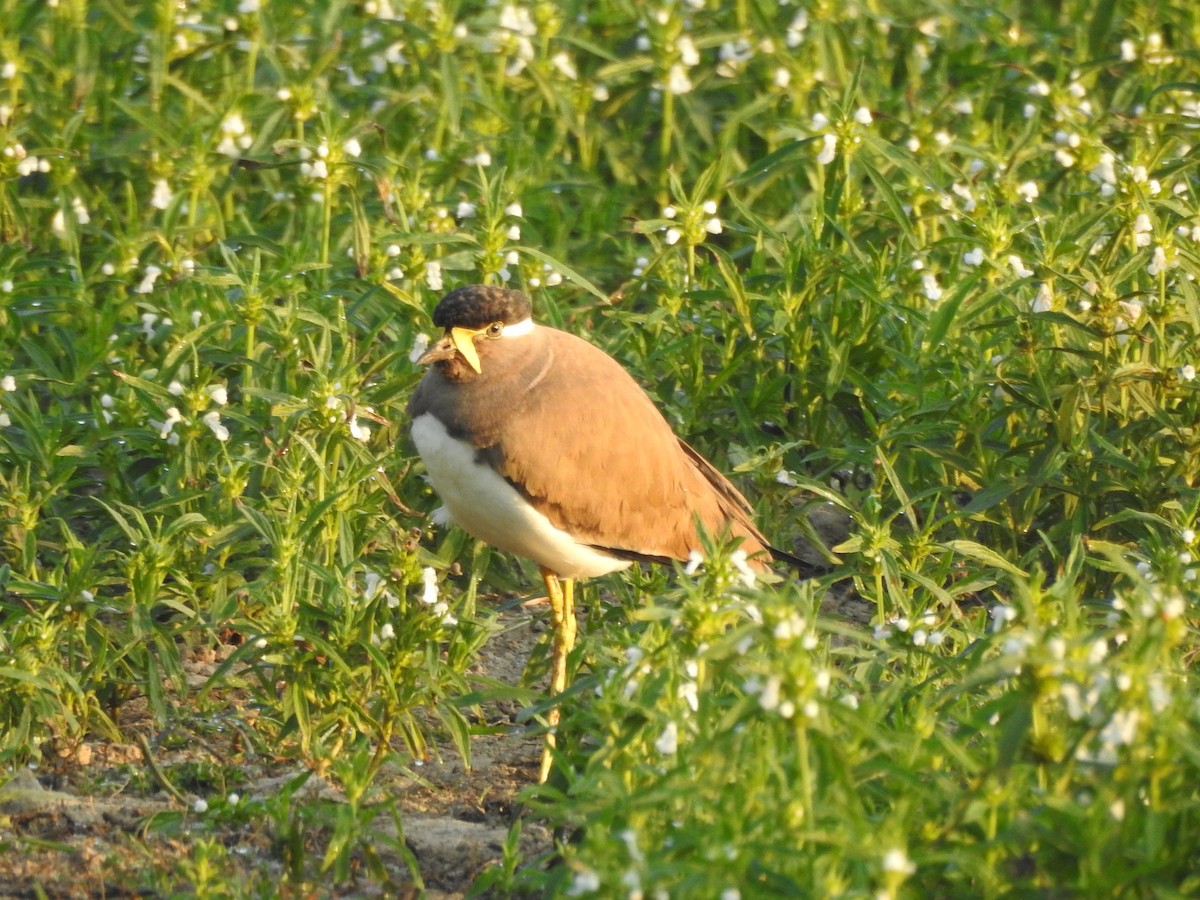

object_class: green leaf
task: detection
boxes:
[941,540,1028,579]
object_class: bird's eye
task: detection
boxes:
[486,322,504,338]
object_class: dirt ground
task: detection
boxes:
[0,603,556,899]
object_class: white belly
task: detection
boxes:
[411,413,633,579]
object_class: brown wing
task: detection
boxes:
[491,328,768,562]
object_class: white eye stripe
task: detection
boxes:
[500,317,535,337]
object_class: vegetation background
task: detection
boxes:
[1,0,1198,895]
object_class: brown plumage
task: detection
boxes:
[408,301,769,569]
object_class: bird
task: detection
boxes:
[407,284,795,781]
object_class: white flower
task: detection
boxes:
[377,622,395,641]
[364,571,384,600]
[217,113,249,157]
[1180,365,1196,382]
[1032,283,1053,313]
[730,549,756,588]
[1008,255,1034,278]
[990,604,1017,631]
[773,613,806,641]
[455,201,477,219]
[962,247,985,267]
[654,721,678,754]
[425,261,443,291]
[951,182,976,212]
[786,9,809,47]
[157,406,183,439]
[666,63,692,95]
[1099,708,1139,749]
[1089,152,1117,187]
[343,137,362,158]
[135,265,163,294]
[1016,180,1039,202]
[882,848,916,875]
[150,179,173,210]
[207,384,228,406]
[409,332,430,364]
[1147,245,1174,276]
[566,869,600,897]
[140,311,159,338]
[506,224,521,241]
[705,217,723,235]
[853,106,873,125]
[1120,39,1136,62]
[550,51,577,80]
[238,0,259,12]
[921,272,942,302]
[193,798,209,814]
[664,227,682,246]
[0,279,11,292]
[504,201,523,217]
[50,208,67,237]
[716,39,753,76]
[1133,213,1153,247]
[202,410,230,441]
[348,414,370,442]
[676,35,700,68]
[816,133,837,165]
[756,675,782,712]
[420,566,439,605]
[72,197,90,225]
[0,375,15,391]
[498,4,536,37]
[679,679,698,712]
[684,549,704,576]
[1118,298,1143,323]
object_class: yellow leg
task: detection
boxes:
[539,568,575,784]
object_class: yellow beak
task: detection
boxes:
[450,327,482,374]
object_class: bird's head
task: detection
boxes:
[416,285,535,381]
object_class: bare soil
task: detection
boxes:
[0,603,554,899]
